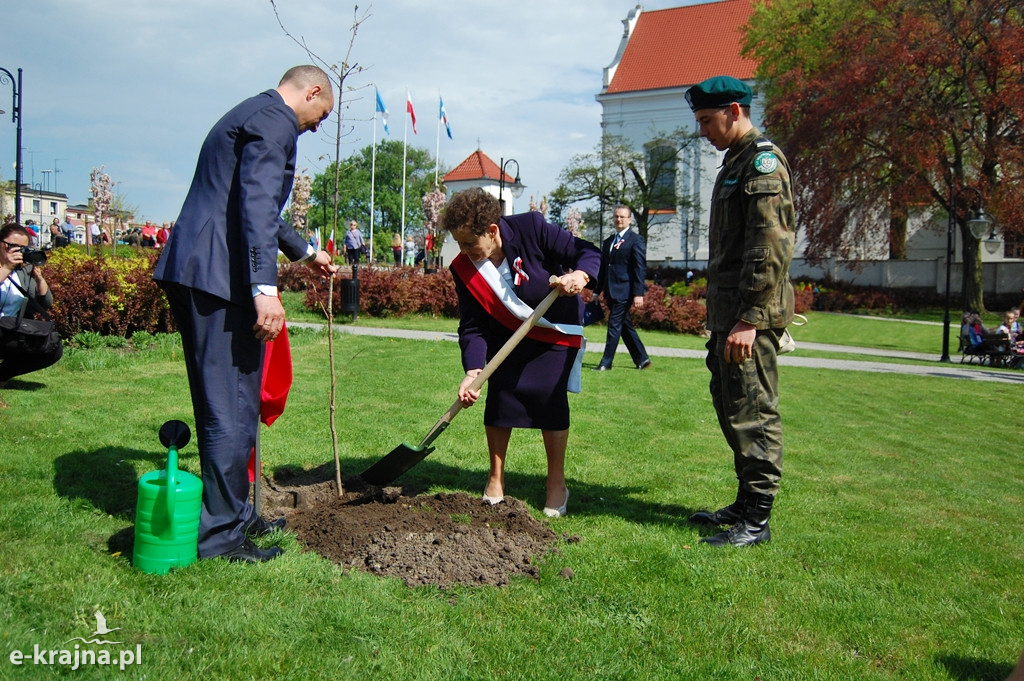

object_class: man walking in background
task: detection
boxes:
[60,215,76,245]
[344,219,365,265]
[154,65,337,563]
[594,205,651,371]
[685,75,795,547]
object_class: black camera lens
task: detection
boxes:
[24,248,47,266]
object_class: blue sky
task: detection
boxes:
[1,0,700,222]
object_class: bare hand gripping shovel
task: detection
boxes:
[361,276,561,485]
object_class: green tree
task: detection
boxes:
[308,139,438,247]
[551,131,704,243]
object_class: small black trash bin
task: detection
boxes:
[339,278,359,321]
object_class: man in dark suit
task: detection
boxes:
[594,205,651,371]
[154,65,337,563]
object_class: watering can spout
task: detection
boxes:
[165,444,179,537]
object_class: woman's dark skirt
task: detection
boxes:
[483,336,577,431]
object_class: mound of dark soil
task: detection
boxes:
[261,465,563,588]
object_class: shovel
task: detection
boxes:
[361,276,562,485]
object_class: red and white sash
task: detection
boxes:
[452,252,583,348]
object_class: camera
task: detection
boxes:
[23,247,47,266]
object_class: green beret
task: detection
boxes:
[685,75,753,111]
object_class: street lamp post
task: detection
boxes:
[498,157,524,215]
[0,66,23,225]
[940,185,994,362]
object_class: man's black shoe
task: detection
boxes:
[593,364,612,371]
[637,358,652,370]
[219,537,283,563]
[700,492,774,547]
[245,515,287,538]
[700,519,771,547]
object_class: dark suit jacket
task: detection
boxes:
[451,211,601,372]
[154,89,309,304]
[597,228,647,301]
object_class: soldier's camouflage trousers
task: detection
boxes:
[705,330,784,497]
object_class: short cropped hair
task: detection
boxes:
[441,187,501,235]
[279,65,332,92]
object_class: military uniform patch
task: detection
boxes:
[753,151,779,174]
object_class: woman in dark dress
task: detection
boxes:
[443,188,600,517]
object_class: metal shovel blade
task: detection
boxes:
[360,441,437,486]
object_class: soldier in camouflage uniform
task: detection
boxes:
[685,76,795,547]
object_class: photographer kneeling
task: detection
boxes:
[0,223,62,399]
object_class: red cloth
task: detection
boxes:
[260,323,292,426]
[248,321,293,483]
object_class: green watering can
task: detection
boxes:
[133,420,203,575]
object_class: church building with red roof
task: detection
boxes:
[596,0,760,265]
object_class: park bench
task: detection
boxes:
[960,333,1017,367]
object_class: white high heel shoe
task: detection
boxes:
[543,488,570,518]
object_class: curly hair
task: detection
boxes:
[440,187,501,236]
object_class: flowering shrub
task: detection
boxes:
[631,284,708,335]
[794,280,945,314]
[290,172,312,232]
[793,286,814,315]
[90,166,113,225]
[43,249,174,338]
[564,207,583,237]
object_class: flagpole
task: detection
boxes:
[370,110,378,264]
[435,90,441,187]
[401,90,409,256]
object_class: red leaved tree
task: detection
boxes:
[746,0,1024,312]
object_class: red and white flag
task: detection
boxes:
[326,229,335,255]
[406,90,417,134]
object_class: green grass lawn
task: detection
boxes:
[1,321,1021,680]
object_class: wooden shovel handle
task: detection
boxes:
[417,275,562,449]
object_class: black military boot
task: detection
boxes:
[700,492,773,547]
[688,484,748,526]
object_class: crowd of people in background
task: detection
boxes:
[330,222,432,268]
[29,217,175,249]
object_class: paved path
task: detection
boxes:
[292,322,1024,385]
